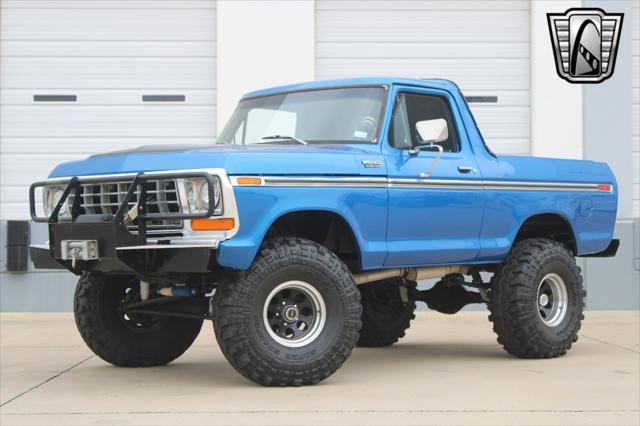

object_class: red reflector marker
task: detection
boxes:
[597,184,611,192]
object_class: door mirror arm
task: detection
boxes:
[407,142,444,178]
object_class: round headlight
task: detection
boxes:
[213,181,221,208]
[183,177,222,214]
[186,183,197,210]
[44,187,67,217]
[198,181,210,210]
[55,189,68,216]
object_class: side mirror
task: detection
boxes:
[415,119,448,144]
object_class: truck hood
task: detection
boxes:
[49,144,386,178]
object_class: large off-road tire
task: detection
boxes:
[488,238,584,358]
[212,237,362,386]
[357,278,416,347]
[74,273,203,367]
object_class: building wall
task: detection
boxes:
[581,0,640,309]
[0,0,638,311]
[633,1,640,219]
[0,0,219,310]
[315,0,531,156]
[216,0,314,131]
[0,0,218,220]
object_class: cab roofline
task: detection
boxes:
[241,77,460,100]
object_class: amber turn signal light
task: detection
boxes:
[236,177,263,185]
[190,218,235,231]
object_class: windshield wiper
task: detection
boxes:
[261,135,308,145]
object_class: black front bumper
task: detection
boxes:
[29,172,221,278]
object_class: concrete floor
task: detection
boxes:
[0,311,638,426]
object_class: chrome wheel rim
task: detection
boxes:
[536,273,568,327]
[263,280,326,348]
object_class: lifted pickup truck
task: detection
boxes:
[30,78,618,386]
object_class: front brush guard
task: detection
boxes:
[28,172,220,276]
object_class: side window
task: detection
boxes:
[391,95,412,149]
[389,93,460,153]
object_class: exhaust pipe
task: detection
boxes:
[353,265,469,285]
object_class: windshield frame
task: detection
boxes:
[220,84,390,146]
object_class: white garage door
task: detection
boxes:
[633,2,639,218]
[0,0,217,220]
[315,0,530,157]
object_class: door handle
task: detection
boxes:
[458,165,474,174]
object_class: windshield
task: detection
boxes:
[217,87,387,145]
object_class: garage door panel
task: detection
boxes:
[1,154,88,187]
[483,139,530,155]
[317,42,529,59]
[461,91,529,107]
[1,106,217,137]
[1,89,216,106]
[467,107,529,139]
[316,0,530,156]
[317,1,529,11]
[1,58,216,89]
[316,10,529,42]
[3,1,215,9]
[0,0,217,220]
[2,137,216,155]
[630,4,638,217]
[1,40,216,58]
[316,58,529,90]
[2,186,39,204]
[0,8,216,41]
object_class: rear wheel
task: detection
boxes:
[212,237,362,386]
[74,273,203,367]
[488,238,584,358]
[357,278,416,347]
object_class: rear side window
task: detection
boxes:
[389,93,460,153]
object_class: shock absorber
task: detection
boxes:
[157,286,197,297]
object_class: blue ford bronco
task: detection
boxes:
[29,78,619,386]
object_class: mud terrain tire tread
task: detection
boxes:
[488,238,584,359]
[212,237,362,386]
[74,273,203,367]
[357,278,416,347]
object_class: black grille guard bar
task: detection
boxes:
[29,172,219,238]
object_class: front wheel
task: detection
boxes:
[488,238,584,358]
[212,238,362,386]
[74,273,203,367]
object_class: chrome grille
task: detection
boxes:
[72,179,182,230]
